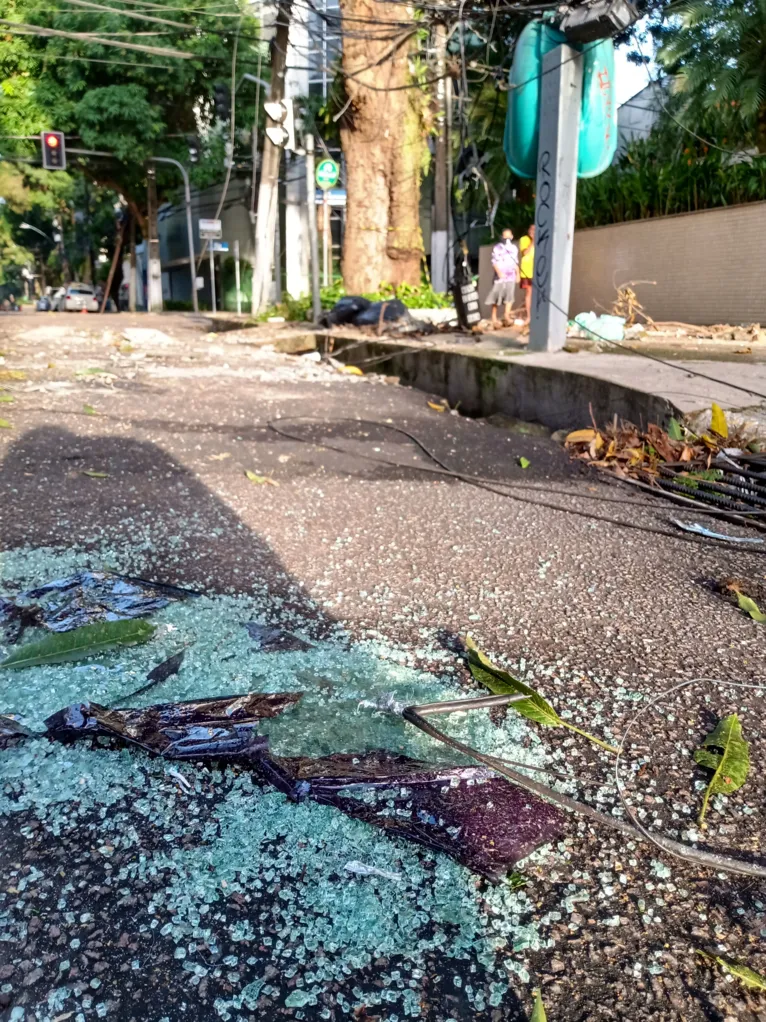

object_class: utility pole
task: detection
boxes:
[251,0,292,314]
[129,214,137,312]
[528,44,583,352]
[146,166,163,312]
[305,134,321,322]
[431,20,450,294]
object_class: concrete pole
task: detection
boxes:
[209,247,217,314]
[129,214,137,312]
[251,0,292,313]
[305,134,321,322]
[146,166,163,312]
[431,20,450,293]
[528,44,583,353]
[234,238,241,314]
[322,193,330,286]
[284,0,310,299]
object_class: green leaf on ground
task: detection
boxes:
[693,713,750,826]
[736,592,766,623]
[83,404,98,415]
[0,419,12,429]
[710,402,728,438]
[82,470,109,479]
[530,990,547,1022]
[0,619,155,670]
[245,470,279,486]
[465,636,619,754]
[697,951,766,991]
[519,456,530,469]
[0,394,13,404]
[667,417,683,440]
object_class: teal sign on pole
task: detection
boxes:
[315,158,339,190]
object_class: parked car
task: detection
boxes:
[36,295,52,312]
[49,287,67,311]
[60,284,99,313]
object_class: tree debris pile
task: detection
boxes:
[565,406,766,509]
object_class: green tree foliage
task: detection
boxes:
[656,0,766,152]
[0,0,263,220]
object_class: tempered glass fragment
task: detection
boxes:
[244,622,313,653]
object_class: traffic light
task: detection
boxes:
[263,99,296,152]
[213,83,231,122]
[41,131,66,171]
[187,135,200,164]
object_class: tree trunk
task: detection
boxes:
[339,0,426,292]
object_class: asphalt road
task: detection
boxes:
[1,311,765,1022]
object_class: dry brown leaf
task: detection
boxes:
[565,428,598,444]
[679,446,693,462]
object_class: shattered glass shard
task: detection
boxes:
[0,595,40,645]
[5,570,197,637]
[120,649,186,703]
[44,692,302,761]
[244,622,313,653]
[0,714,35,747]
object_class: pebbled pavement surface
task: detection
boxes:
[1,311,766,1022]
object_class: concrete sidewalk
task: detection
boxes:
[327,332,766,429]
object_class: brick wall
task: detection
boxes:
[569,201,766,325]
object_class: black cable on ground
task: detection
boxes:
[267,416,766,551]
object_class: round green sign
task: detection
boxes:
[315,158,339,190]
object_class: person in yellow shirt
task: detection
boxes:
[517,225,535,324]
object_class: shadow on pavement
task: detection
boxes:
[0,424,531,1022]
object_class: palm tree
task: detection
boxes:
[657,0,766,151]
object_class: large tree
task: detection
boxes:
[339,0,429,292]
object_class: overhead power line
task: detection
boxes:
[0,17,196,58]
[60,0,190,29]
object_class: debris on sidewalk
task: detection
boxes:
[672,519,764,543]
[320,296,431,336]
[694,713,750,826]
[344,860,403,881]
[0,618,156,669]
[564,406,766,526]
[569,312,625,342]
[44,692,301,760]
[0,570,196,638]
[6,690,566,878]
[244,622,313,652]
[0,713,33,746]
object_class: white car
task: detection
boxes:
[60,284,99,313]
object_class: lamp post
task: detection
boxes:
[19,222,53,243]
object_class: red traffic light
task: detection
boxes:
[41,130,66,170]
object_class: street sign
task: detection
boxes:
[315,158,339,190]
[199,218,222,240]
[212,241,229,252]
